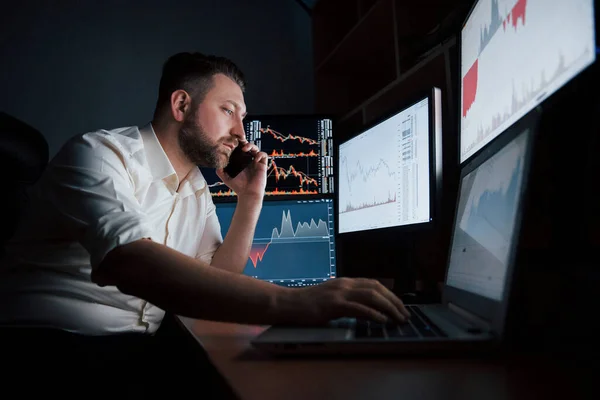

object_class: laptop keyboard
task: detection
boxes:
[353,305,447,339]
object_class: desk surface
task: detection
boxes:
[180,318,593,400]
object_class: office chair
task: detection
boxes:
[0,112,49,254]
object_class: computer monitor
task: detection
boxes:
[336,87,443,235]
[459,0,597,164]
[204,114,334,201]
[214,199,336,287]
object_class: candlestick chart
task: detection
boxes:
[202,116,334,200]
[247,116,334,197]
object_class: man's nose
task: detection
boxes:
[231,119,246,141]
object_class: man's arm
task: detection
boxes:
[93,238,411,325]
[209,195,262,274]
[208,143,267,274]
[94,238,285,324]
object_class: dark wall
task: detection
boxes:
[0,0,314,157]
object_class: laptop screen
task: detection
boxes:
[214,199,336,287]
[445,128,530,301]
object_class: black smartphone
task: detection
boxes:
[224,144,254,178]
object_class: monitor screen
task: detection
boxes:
[215,199,336,287]
[460,0,596,163]
[337,88,442,234]
[205,115,334,200]
[446,125,530,301]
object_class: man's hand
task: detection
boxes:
[217,141,268,199]
[277,277,411,325]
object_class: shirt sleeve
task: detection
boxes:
[195,191,224,264]
[39,132,157,269]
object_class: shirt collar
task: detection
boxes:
[183,166,207,198]
[139,122,206,196]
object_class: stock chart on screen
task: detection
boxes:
[460,0,596,163]
[207,116,334,199]
[338,98,431,234]
[215,199,336,287]
[447,128,529,301]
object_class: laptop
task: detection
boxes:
[250,109,540,356]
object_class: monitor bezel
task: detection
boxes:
[333,87,443,238]
[204,113,336,203]
[457,0,599,166]
[442,107,541,338]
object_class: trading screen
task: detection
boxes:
[206,116,334,199]
[215,199,337,287]
[338,97,431,234]
[446,128,529,301]
[460,0,596,163]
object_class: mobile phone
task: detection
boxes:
[224,144,254,178]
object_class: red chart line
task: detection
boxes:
[261,127,318,145]
[269,160,318,187]
[248,243,271,268]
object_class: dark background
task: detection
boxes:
[0,0,315,157]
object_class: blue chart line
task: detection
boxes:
[464,157,522,263]
[447,131,528,301]
[215,200,335,282]
[459,133,527,266]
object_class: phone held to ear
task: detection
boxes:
[224,144,254,178]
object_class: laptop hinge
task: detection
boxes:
[447,302,493,332]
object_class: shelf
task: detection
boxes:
[357,0,378,18]
[364,52,446,124]
[330,38,454,127]
[394,0,455,38]
[333,108,363,142]
[312,0,360,68]
[394,0,463,74]
[314,0,397,116]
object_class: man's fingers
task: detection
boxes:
[388,292,410,318]
[215,168,228,180]
[348,289,406,323]
[241,141,259,153]
[353,278,411,318]
[377,284,410,318]
[343,302,388,323]
[253,151,269,165]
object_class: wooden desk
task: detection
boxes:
[180,318,593,400]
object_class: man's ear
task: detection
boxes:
[170,90,191,122]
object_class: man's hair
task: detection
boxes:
[154,52,246,117]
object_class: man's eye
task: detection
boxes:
[223,108,234,115]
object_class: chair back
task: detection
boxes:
[0,112,49,252]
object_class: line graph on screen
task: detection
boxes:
[460,0,595,162]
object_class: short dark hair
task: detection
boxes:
[154,52,246,117]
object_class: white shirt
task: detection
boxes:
[0,123,223,335]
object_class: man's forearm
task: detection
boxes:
[210,195,262,273]
[93,238,295,324]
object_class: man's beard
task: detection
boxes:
[178,114,228,169]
